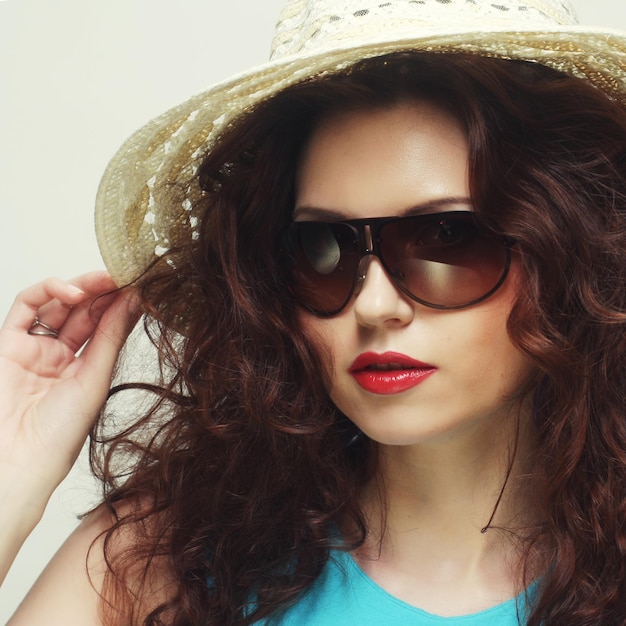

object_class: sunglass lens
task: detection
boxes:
[379,213,508,308]
[285,222,360,315]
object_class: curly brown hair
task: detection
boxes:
[90,53,626,625]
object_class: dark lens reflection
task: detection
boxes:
[286,222,361,315]
[379,214,508,308]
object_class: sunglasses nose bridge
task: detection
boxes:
[363,223,374,253]
[351,223,377,296]
[352,254,374,300]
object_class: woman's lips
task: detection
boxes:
[349,351,437,395]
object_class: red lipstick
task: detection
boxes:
[349,351,436,395]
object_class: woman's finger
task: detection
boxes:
[2,272,116,334]
[2,278,84,332]
[54,291,120,354]
[35,272,118,333]
[71,291,142,403]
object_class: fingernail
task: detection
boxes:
[68,285,85,297]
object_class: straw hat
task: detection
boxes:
[95,0,626,285]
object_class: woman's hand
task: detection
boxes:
[0,271,139,584]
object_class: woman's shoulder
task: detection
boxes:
[7,504,114,625]
[7,500,175,626]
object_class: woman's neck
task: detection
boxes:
[350,404,542,616]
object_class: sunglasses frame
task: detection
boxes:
[284,211,514,317]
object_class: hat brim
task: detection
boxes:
[95,25,626,285]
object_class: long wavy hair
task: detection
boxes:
[90,53,626,625]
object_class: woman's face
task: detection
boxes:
[294,101,534,447]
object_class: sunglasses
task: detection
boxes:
[282,211,513,317]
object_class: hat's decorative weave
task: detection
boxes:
[95,0,626,284]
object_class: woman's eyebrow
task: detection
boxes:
[292,206,347,221]
[292,196,473,221]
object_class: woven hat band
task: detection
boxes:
[271,0,578,60]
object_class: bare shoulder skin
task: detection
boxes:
[8,501,177,625]
[7,507,111,625]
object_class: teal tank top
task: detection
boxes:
[260,549,532,625]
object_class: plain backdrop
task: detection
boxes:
[1,0,626,620]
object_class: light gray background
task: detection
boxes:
[1,0,625,620]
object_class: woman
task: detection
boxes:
[3,0,626,624]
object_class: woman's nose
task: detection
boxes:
[353,256,415,327]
